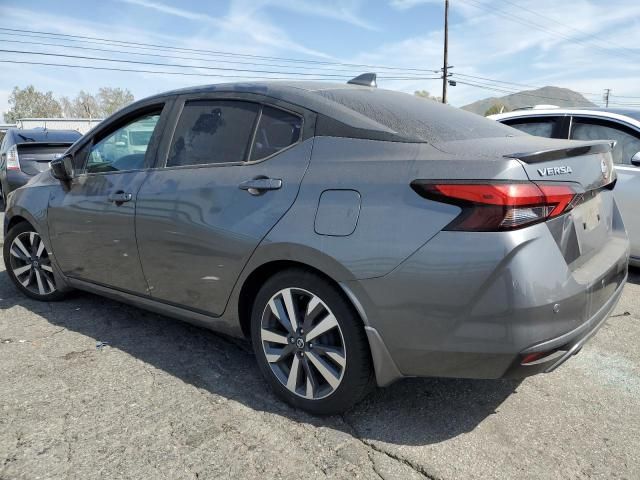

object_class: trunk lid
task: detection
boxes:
[506,139,617,268]
[436,135,623,270]
[16,143,73,175]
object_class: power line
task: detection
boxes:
[498,0,637,57]
[452,72,601,98]
[0,58,440,82]
[0,27,442,73]
[454,79,602,106]
[0,34,444,80]
[458,0,637,64]
[0,48,442,79]
[0,36,426,75]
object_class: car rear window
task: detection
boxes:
[12,129,81,144]
[315,88,520,143]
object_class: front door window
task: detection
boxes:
[86,113,161,173]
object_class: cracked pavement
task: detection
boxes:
[1,216,639,479]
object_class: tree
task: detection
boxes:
[4,85,62,122]
[97,87,134,117]
[414,90,442,102]
[60,88,134,118]
[484,103,509,116]
[60,90,101,119]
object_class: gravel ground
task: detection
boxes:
[1,214,638,480]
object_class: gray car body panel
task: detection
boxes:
[3,83,630,387]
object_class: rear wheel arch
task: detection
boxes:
[6,215,32,233]
[238,260,366,339]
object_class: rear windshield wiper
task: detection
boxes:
[17,133,37,142]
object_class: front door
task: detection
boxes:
[135,98,311,315]
[47,105,168,294]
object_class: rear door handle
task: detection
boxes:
[239,177,282,195]
[108,191,133,204]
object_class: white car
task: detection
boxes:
[490,107,640,267]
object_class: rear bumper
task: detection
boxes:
[502,272,626,378]
[347,211,629,386]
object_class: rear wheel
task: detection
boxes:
[251,269,373,415]
[3,222,66,301]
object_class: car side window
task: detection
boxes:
[570,118,640,165]
[167,100,259,167]
[85,111,161,174]
[249,106,302,161]
[502,117,559,138]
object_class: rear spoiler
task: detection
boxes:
[504,141,613,164]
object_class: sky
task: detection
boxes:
[1,0,640,121]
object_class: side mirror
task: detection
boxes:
[631,152,640,167]
[50,154,74,181]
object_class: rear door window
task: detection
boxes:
[501,117,561,138]
[167,100,259,167]
[249,106,302,161]
[570,117,640,165]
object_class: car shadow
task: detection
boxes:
[627,266,640,285]
[0,272,520,447]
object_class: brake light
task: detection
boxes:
[6,145,20,171]
[411,181,581,231]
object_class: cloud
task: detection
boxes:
[117,0,334,58]
[266,0,377,30]
[389,0,440,10]
[119,0,222,23]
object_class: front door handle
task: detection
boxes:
[239,177,282,196]
[108,191,133,205]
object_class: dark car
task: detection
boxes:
[2,80,629,414]
[0,128,82,204]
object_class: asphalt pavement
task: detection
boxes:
[1,212,638,479]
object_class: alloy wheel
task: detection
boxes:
[260,287,346,400]
[8,231,56,296]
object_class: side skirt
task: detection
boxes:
[67,277,244,337]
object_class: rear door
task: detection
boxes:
[569,116,640,261]
[47,101,172,294]
[135,94,313,316]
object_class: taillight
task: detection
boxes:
[411,181,581,231]
[6,145,20,171]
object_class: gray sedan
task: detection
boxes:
[2,79,630,414]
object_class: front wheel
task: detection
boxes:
[3,222,66,301]
[251,269,373,415]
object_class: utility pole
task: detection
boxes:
[442,0,449,104]
[603,88,611,108]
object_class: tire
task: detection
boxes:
[3,221,67,301]
[251,268,373,415]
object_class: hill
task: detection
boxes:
[461,86,597,115]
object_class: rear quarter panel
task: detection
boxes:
[247,136,531,281]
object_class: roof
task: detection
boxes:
[141,80,516,144]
